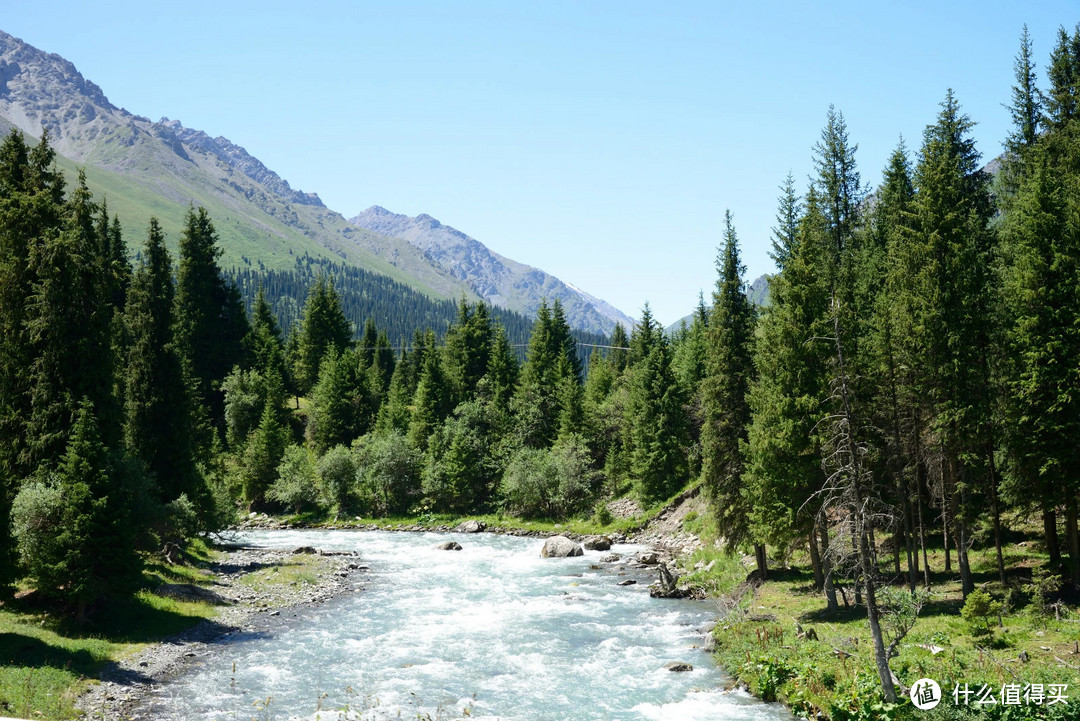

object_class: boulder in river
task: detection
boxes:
[292,546,318,555]
[435,541,463,551]
[583,536,612,551]
[638,552,659,565]
[456,520,486,533]
[541,536,583,558]
[665,662,693,672]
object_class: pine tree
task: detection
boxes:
[294,274,353,395]
[0,129,65,592]
[999,144,1080,586]
[25,173,118,467]
[34,401,140,620]
[700,212,758,565]
[174,206,249,441]
[242,399,288,508]
[908,90,996,597]
[1045,25,1080,130]
[310,348,370,454]
[123,219,198,502]
[1008,25,1042,152]
[609,323,629,374]
[627,308,687,504]
[771,172,802,270]
[408,348,452,451]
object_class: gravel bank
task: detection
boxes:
[76,544,365,721]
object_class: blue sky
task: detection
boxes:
[4,2,1077,324]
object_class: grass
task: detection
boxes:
[0,538,229,720]
[697,523,1080,721]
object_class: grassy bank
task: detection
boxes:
[0,538,337,720]
[686,517,1080,720]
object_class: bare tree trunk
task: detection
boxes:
[820,517,838,613]
[826,300,897,703]
[987,447,1006,585]
[1045,507,1062,568]
[1066,499,1080,589]
[942,461,952,573]
[851,532,863,606]
[754,544,769,581]
[950,454,974,598]
[913,413,931,588]
[809,529,824,590]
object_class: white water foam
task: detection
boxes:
[142,529,791,721]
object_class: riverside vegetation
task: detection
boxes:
[0,22,1080,721]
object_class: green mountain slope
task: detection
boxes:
[0,31,478,303]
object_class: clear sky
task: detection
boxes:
[4,2,1077,325]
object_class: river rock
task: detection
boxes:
[435,541,462,551]
[456,520,486,533]
[541,536,583,558]
[638,552,659,565]
[617,579,636,586]
[583,536,612,551]
[292,546,318,555]
[665,662,693,672]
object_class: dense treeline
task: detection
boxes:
[228,259,609,367]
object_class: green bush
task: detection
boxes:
[500,436,600,520]
[592,500,614,526]
[268,444,322,513]
[961,588,1003,637]
[318,444,355,517]
[353,430,421,515]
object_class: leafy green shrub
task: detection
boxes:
[500,437,599,520]
[354,430,422,515]
[268,444,321,513]
[318,444,355,517]
[11,479,64,580]
[592,500,614,526]
[742,656,793,701]
[961,588,1003,637]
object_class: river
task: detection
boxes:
[142,529,791,721]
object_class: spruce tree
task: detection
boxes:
[627,308,687,504]
[771,172,802,270]
[699,212,757,563]
[25,173,118,467]
[294,274,353,395]
[123,219,198,502]
[174,206,248,441]
[32,401,140,620]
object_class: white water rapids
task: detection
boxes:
[143,529,791,721]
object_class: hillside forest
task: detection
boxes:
[0,24,1079,704]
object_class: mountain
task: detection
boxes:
[0,29,633,337]
[351,206,635,335]
[0,30,481,302]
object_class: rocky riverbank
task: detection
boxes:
[76,544,365,721]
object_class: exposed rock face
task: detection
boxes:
[435,541,463,551]
[350,206,636,335]
[540,536,583,558]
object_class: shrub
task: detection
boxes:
[318,444,355,517]
[961,588,1003,637]
[354,431,421,516]
[592,500,614,526]
[268,445,321,513]
[500,436,600,520]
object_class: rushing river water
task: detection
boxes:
[144,529,791,721]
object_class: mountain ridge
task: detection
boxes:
[0,29,632,336]
[351,205,635,335]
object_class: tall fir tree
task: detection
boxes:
[294,274,353,395]
[699,212,758,567]
[123,219,198,503]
